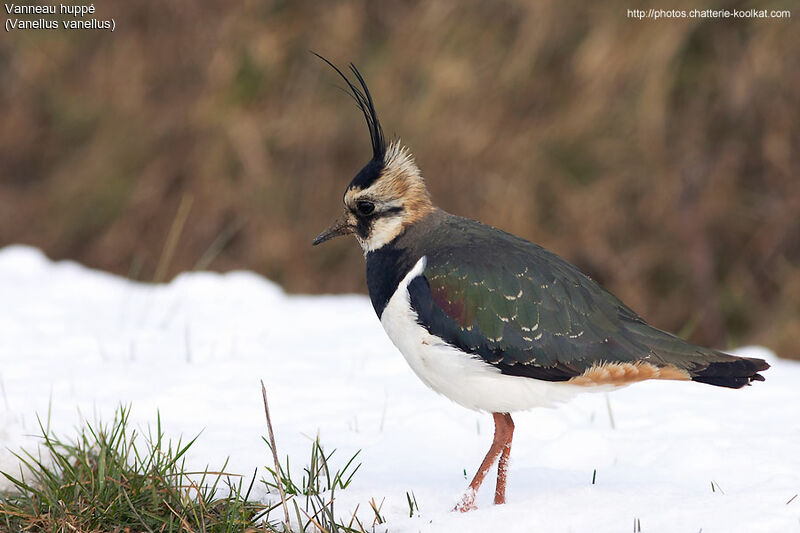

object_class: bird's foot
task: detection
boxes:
[453,501,477,513]
[453,489,478,512]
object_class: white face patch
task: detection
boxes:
[356,212,405,252]
[344,185,409,253]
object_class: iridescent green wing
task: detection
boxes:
[407,223,749,382]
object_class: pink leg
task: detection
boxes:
[494,413,514,504]
[455,413,515,512]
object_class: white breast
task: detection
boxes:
[380,256,587,413]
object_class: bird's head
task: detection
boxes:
[312,58,434,253]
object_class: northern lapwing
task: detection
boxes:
[312,58,770,512]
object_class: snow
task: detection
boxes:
[1,244,798,532]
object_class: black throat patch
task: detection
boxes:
[365,242,417,318]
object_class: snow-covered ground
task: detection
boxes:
[0,244,798,532]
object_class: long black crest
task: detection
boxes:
[313,53,386,163]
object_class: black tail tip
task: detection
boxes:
[691,357,769,389]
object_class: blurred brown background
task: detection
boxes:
[1,1,798,357]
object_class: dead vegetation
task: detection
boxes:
[1,0,798,356]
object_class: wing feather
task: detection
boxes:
[407,221,729,381]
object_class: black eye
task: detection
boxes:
[356,200,375,216]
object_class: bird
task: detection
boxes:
[311,57,770,512]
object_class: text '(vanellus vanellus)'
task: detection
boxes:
[311,57,770,512]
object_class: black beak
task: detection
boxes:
[312,215,354,246]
